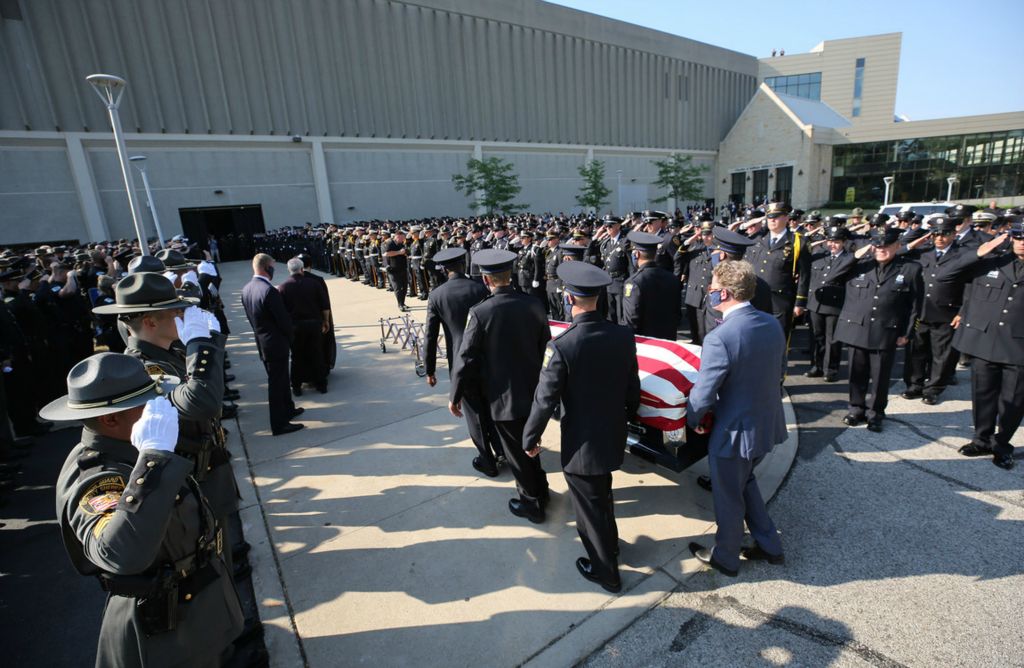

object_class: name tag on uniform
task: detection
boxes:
[895,274,905,285]
[987,270,999,278]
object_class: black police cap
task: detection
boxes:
[869,227,902,247]
[558,243,587,260]
[626,230,661,252]
[929,216,957,235]
[557,261,610,297]
[472,249,516,274]
[712,227,755,256]
[433,248,466,267]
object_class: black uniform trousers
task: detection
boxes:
[770,293,796,338]
[970,358,1024,458]
[847,345,896,420]
[564,472,619,582]
[905,320,957,397]
[264,352,296,432]
[462,389,502,466]
[606,279,625,324]
[493,419,549,505]
[290,320,327,390]
[388,269,408,308]
[685,304,703,344]
[808,311,842,374]
[546,285,563,320]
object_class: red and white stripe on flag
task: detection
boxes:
[548,321,701,431]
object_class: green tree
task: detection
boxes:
[575,159,612,212]
[451,157,527,214]
[650,153,708,204]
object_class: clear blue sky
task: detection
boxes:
[548,0,1024,120]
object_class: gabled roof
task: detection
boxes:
[773,92,852,129]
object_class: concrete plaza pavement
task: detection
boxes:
[218,260,797,667]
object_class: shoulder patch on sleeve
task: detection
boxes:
[542,345,554,369]
[144,362,168,377]
[78,475,125,516]
[624,283,634,298]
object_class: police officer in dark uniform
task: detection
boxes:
[902,217,1002,404]
[949,204,989,250]
[952,220,1021,470]
[384,229,410,311]
[515,230,542,302]
[450,249,551,523]
[542,229,563,319]
[47,352,243,667]
[598,215,630,324]
[467,225,490,282]
[835,227,924,432]
[701,227,774,335]
[622,231,680,340]
[678,219,715,344]
[746,202,811,337]
[523,261,640,593]
[806,224,857,382]
[408,226,426,300]
[422,226,441,290]
[424,248,502,476]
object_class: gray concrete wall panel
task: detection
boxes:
[0,146,85,243]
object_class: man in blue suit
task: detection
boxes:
[686,260,787,576]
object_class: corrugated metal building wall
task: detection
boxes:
[0,0,758,243]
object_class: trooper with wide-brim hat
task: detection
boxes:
[51,352,244,667]
[155,248,195,270]
[93,272,197,315]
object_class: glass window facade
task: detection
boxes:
[730,172,746,204]
[765,72,821,100]
[774,166,793,203]
[752,169,769,203]
[830,129,1024,204]
[852,58,865,118]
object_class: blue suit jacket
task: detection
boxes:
[687,304,788,460]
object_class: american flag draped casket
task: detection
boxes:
[548,321,702,432]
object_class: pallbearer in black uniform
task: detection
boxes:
[953,218,1022,470]
[424,248,503,476]
[450,249,551,523]
[47,353,243,667]
[622,231,680,340]
[523,262,640,592]
[835,227,923,432]
[806,224,857,382]
[598,215,630,324]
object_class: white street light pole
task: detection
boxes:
[616,170,623,216]
[86,74,149,254]
[946,175,958,202]
[129,156,165,249]
[882,175,894,206]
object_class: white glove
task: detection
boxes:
[174,306,211,344]
[162,271,178,285]
[531,280,540,289]
[206,310,221,333]
[181,270,200,286]
[130,397,179,452]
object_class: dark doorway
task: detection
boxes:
[179,204,265,261]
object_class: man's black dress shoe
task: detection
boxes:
[993,454,1015,470]
[292,386,303,397]
[472,457,499,478]
[224,360,231,369]
[901,388,923,400]
[697,475,712,492]
[224,389,241,401]
[842,414,864,427]
[233,542,252,561]
[824,371,839,383]
[575,557,621,593]
[272,423,305,436]
[688,542,738,577]
[921,395,938,406]
[495,455,508,469]
[290,407,305,419]
[224,374,236,383]
[958,443,991,457]
[805,367,823,378]
[316,384,328,394]
[866,417,883,433]
[740,544,785,565]
[221,404,238,419]
[508,498,544,524]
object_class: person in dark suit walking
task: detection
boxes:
[241,253,304,435]
[278,258,331,395]
[523,262,640,592]
[424,248,503,476]
[953,221,1020,470]
[686,260,787,577]
[450,249,551,523]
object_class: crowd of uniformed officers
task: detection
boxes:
[1,237,268,666]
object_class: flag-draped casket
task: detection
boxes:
[548,321,701,432]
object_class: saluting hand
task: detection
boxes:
[130,397,179,452]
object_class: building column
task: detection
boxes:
[310,139,335,224]
[64,134,110,242]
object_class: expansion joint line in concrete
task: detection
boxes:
[668,594,909,668]
[232,413,311,668]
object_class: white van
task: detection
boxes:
[877,201,954,228]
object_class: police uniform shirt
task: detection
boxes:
[747,228,812,309]
[384,239,408,272]
[952,253,1024,366]
[599,234,630,279]
[834,257,924,350]
[808,247,857,315]
[622,263,681,340]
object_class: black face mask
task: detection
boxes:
[266,266,275,280]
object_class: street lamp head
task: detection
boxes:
[129,155,146,162]
[883,176,894,186]
[947,175,958,184]
[86,73,127,107]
